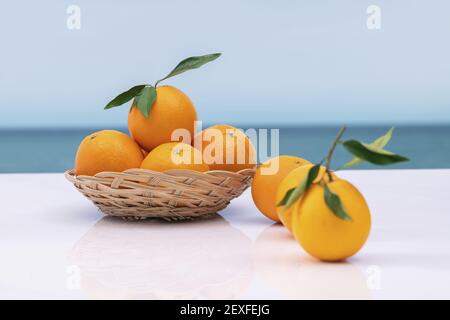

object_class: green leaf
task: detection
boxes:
[134,86,157,118]
[342,127,394,169]
[342,139,409,165]
[104,84,147,109]
[156,53,221,85]
[277,164,321,210]
[323,184,352,221]
[372,127,394,149]
[277,187,296,207]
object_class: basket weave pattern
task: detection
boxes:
[65,168,255,220]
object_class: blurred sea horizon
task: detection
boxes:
[0,125,449,173]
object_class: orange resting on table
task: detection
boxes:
[291,178,371,262]
[251,155,310,222]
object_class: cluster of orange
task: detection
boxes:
[74,86,256,176]
[252,156,371,262]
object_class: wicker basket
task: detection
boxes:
[65,168,255,220]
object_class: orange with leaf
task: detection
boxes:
[104,53,221,151]
[128,86,197,151]
[251,155,310,222]
[275,164,335,231]
[259,127,409,261]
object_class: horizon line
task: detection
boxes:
[1,122,449,131]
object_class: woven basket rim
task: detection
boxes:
[64,167,256,180]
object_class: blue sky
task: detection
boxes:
[1,0,449,128]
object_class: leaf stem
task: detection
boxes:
[324,126,347,181]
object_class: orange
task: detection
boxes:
[276,164,336,232]
[75,130,144,176]
[291,179,371,261]
[140,142,209,172]
[195,124,256,172]
[128,85,197,151]
[251,155,310,222]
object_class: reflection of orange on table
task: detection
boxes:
[253,223,371,300]
[70,215,253,300]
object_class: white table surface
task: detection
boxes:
[1,169,450,300]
